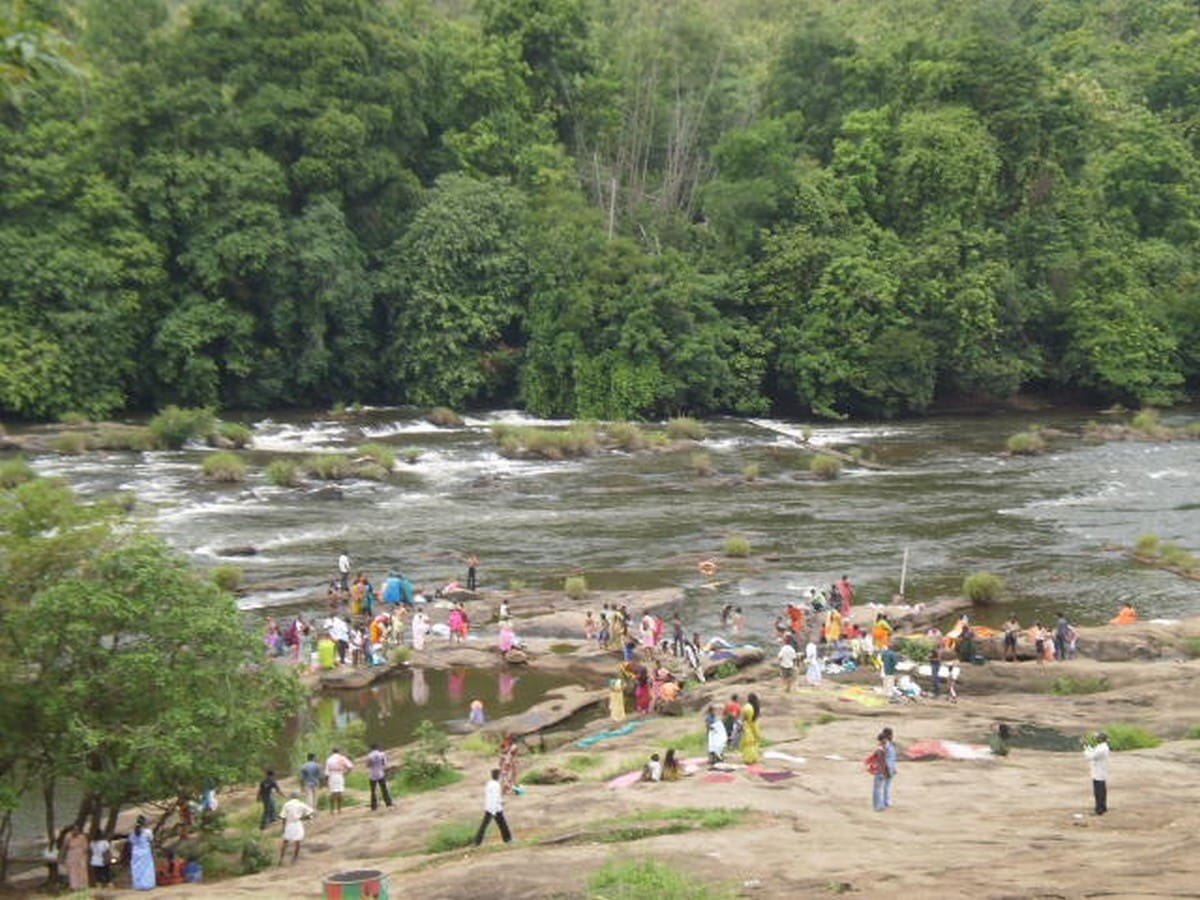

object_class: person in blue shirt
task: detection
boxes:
[382,571,402,607]
[871,727,897,810]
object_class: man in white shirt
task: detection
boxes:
[1083,731,1110,814]
[278,793,314,865]
[324,748,354,814]
[337,551,351,591]
[473,769,513,846]
[777,642,798,691]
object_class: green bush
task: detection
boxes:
[357,442,396,470]
[400,720,452,788]
[404,448,422,464]
[425,821,477,853]
[892,636,934,662]
[963,571,1003,604]
[90,425,156,451]
[1006,430,1046,455]
[665,417,707,440]
[491,423,599,459]
[212,421,253,449]
[715,662,737,679]
[1050,675,1109,696]
[1182,725,1200,739]
[265,460,301,487]
[1134,533,1160,556]
[355,462,391,482]
[149,406,215,449]
[427,406,464,427]
[809,454,841,480]
[564,575,588,599]
[1103,723,1161,751]
[1159,542,1197,570]
[690,451,715,476]
[723,535,751,558]
[742,462,760,482]
[303,453,356,480]
[1130,408,1161,433]
[51,432,88,454]
[57,412,90,425]
[238,837,273,875]
[458,733,497,755]
[202,452,247,483]
[608,421,647,451]
[211,565,244,593]
[587,859,730,900]
[0,457,34,488]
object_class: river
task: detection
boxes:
[26,407,1200,630]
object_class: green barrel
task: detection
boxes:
[322,869,389,900]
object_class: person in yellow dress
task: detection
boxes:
[740,693,762,764]
[608,677,626,722]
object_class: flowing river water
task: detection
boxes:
[27,407,1200,626]
[10,407,1199,851]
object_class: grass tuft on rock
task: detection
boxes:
[742,462,760,482]
[809,454,841,480]
[1006,430,1046,455]
[357,442,396,471]
[425,821,477,854]
[963,571,1003,604]
[587,858,732,899]
[564,575,588,599]
[1050,675,1109,696]
[607,421,647,451]
[723,534,751,558]
[212,421,253,449]
[690,451,715,476]
[1134,533,1160,556]
[149,405,215,449]
[427,406,464,428]
[666,417,707,441]
[265,459,301,487]
[202,452,247,483]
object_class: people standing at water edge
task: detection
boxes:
[871,727,897,811]
[278,792,314,864]
[258,768,282,830]
[836,575,854,615]
[324,748,354,814]
[337,550,351,592]
[466,553,479,591]
[473,769,513,846]
[365,743,394,810]
[1083,731,1110,815]
[1003,615,1021,662]
[1054,612,1071,661]
[299,753,322,813]
[412,608,429,650]
[128,815,155,890]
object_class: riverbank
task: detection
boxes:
[14,591,1196,899]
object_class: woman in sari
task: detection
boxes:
[498,735,519,794]
[411,610,428,650]
[608,677,626,722]
[63,825,89,891]
[128,816,155,891]
[740,693,762,764]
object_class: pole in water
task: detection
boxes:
[899,548,909,598]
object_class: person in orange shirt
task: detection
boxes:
[1110,603,1137,625]
[872,613,893,650]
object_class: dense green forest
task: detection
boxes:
[2,0,1199,421]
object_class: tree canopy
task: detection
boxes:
[0,478,301,850]
[1,0,1199,420]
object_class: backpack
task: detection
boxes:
[864,748,884,775]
